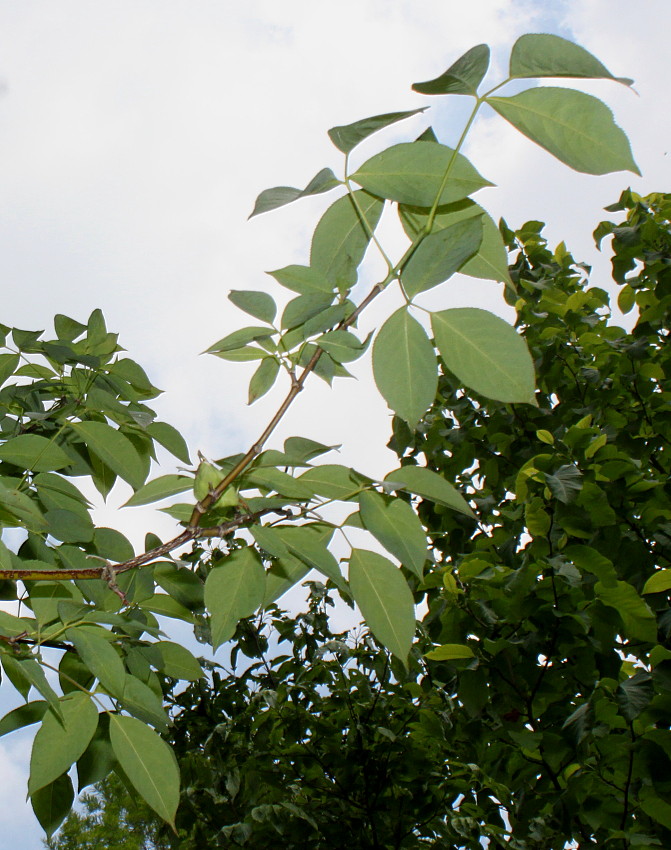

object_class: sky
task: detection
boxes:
[0,1,669,846]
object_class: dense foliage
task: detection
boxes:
[49,191,671,848]
[0,32,645,839]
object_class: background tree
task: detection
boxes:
[47,190,671,848]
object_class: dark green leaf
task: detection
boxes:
[545,465,583,504]
[413,44,490,95]
[595,580,656,643]
[145,421,191,464]
[31,773,74,838]
[328,108,427,154]
[0,701,47,738]
[67,627,126,697]
[281,292,334,331]
[155,641,203,681]
[298,464,365,500]
[616,672,653,720]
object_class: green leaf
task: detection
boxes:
[281,292,334,331]
[400,199,511,284]
[328,108,427,154]
[118,675,169,731]
[249,167,340,217]
[359,491,428,579]
[316,330,367,363]
[67,627,126,697]
[616,672,653,720]
[0,434,71,472]
[349,549,415,665]
[431,308,536,404]
[3,656,62,714]
[384,465,474,518]
[0,482,47,531]
[262,557,310,607]
[246,467,314,499]
[372,308,437,429]
[153,563,204,611]
[298,464,365,500]
[0,609,33,637]
[565,545,617,585]
[29,693,99,794]
[109,714,179,827]
[31,774,74,838]
[206,325,275,354]
[228,290,277,324]
[248,358,280,405]
[545,465,583,504]
[595,580,657,643]
[140,593,198,624]
[205,547,266,649]
[146,421,191,464]
[486,88,640,176]
[643,570,671,595]
[123,474,193,507]
[311,191,384,287]
[274,524,344,588]
[267,265,333,296]
[402,216,483,296]
[351,142,492,207]
[425,643,474,661]
[0,352,20,386]
[70,421,145,490]
[155,641,203,681]
[412,44,490,95]
[0,701,47,738]
[510,33,633,86]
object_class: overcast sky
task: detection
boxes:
[0,1,669,845]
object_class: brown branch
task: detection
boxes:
[2,507,283,583]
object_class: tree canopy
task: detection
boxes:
[0,31,654,844]
[48,190,671,848]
